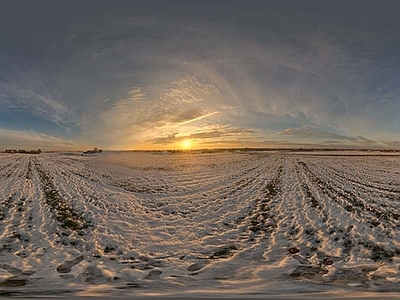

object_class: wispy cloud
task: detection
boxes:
[0,129,75,150]
[151,126,255,145]
[278,126,380,148]
[160,75,220,105]
[382,140,400,148]
[1,1,400,149]
[0,61,79,135]
[279,126,354,140]
[79,74,223,149]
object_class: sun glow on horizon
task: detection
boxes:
[182,139,192,150]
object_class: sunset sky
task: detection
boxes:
[1,0,400,150]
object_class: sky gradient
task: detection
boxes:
[1,0,400,150]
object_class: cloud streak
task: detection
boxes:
[0,129,75,150]
[151,126,255,146]
[278,126,381,148]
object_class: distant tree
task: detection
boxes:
[38,149,42,154]
[93,147,98,152]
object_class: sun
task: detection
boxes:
[182,139,191,150]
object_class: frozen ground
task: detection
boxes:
[0,151,399,298]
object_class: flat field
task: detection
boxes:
[0,151,399,298]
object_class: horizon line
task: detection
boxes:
[3,147,400,153]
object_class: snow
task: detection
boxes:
[0,151,399,298]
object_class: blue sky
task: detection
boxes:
[1,0,400,150]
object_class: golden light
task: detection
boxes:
[182,139,191,150]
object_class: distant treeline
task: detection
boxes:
[166,148,400,153]
[2,149,42,154]
[82,147,103,155]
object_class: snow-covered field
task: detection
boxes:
[1,151,399,298]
